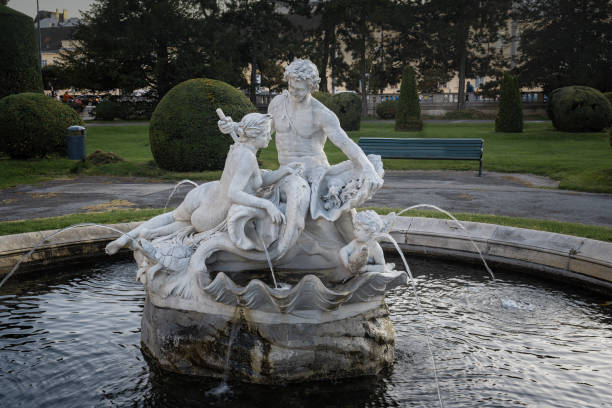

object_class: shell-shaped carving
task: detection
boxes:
[203,267,407,313]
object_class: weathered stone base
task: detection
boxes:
[141,297,395,383]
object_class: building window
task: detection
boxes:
[42,60,47,67]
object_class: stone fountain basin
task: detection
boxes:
[2,216,610,382]
[141,294,395,383]
[2,216,611,293]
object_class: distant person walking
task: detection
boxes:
[466,81,475,102]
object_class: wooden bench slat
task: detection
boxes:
[358,137,484,176]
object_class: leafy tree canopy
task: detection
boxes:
[515,0,611,93]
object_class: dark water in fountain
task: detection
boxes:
[1,258,611,407]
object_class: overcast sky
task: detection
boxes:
[8,0,96,19]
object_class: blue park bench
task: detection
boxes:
[357,137,484,176]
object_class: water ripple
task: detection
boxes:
[0,257,611,407]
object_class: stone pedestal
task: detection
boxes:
[141,297,395,383]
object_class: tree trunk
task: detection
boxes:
[250,51,257,104]
[155,42,170,98]
[319,28,330,93]
[457,26,468,111]
[360,32,368,117]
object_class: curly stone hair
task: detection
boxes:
[283,59,320,92]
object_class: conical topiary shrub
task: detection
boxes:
[0,5,43,99]
[495,72,523,132]
[395,65,422,131]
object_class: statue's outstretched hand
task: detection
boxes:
[364,166,383,193]
[217,116,236,135]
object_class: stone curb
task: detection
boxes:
[1,218,611,292]
[0,222,142,277]
[387,217,612,292]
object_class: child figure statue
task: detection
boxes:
[339,210,396,275]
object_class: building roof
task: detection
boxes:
[35,10,62,24]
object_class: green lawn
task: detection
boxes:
[2,207,611,242]
[1,121,611,192]
[0,125,221,189]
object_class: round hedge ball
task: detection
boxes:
[332,92,362,131]
[149,79,255,171]
[547,86,612,132]
[0,92,84,159]
[376,99,398,119]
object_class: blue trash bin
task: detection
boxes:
[67,125,86,160]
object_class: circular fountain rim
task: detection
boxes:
[0,217,611,292]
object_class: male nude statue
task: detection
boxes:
[218,59,383,272]
[219,59,382,209]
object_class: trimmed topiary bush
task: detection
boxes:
[94,100,121,121]
[313,91,360,131]
[0,6,43,99]
[117,100,157,120]
[376,100,397,119]
[0,92,84,159]
[395,65,422,131]
[495,72,523,132]
[312,91,338,113]
[604,92,612,109]
[332,92,361,131]
[149,78,255,171]
[547,86,612,132]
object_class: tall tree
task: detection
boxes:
[41,65,71,94]
[385,1,435,91]
[302,0,346,93]
[59,0,239,97]
[221,0,298,102]
[336,0,396,115]
[416,0,513,109]
[515,0,611,93]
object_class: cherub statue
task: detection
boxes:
[339,210,396,275]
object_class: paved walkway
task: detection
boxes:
[2,171,611,227]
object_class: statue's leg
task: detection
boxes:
[274,175,310,255]
[143,220,191,240]
[105,212,175,254]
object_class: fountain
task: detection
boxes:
[2,59,612,406]
[104,59,407,383]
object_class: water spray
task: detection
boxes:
[0,223,137,290]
